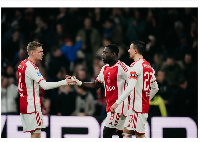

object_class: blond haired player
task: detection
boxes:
[18,41,76,138]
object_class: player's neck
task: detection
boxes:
[28,56,37,64]
[109,59,118,66]
[134,55,143,62]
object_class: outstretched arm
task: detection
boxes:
[39,76,76,90]
[82,81,102,90]
[72,77,103,90]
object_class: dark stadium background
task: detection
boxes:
[1,8,198,138]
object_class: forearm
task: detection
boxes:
[82,82,101,90]
[39,80,67,90]
[149,81,159,100]
[116,79,136,105]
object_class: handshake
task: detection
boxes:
[65,75,82,86]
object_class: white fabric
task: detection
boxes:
[124,110,148,134]
[39,79,67,90]
[20,111,45,132]
[149,81,159,100]
[116,79,137,105]
[104,112,126,130]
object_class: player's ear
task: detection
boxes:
[135,48,138,54]
[30,50,34,56]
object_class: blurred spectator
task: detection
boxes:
[144,35,159,64]
[77,17,101,57]
[155,70,172,115]
[164,21,185,55]
[169,78,195,117]
[118,44,131,65]
[1,76,18,115]
[145,9,157,36]
[152,53,164,74]
[72,86,96,116]
[103,18,124,45]
[56,8,79,39]
[55,85,76,116]
[5,65,15,78]
[125,9,146,43]
[189,21,198,63]
[174,33,190,61]
[90,8,105,36]
[60,36,82,72]
[96,36,112,57]
[13,48,27,69]
[160,56,183,87]
[177,53,198,88]
[46,46,69,80]
[34,16,54,52]
[42,98,51,116]
[53,23,67,46]
[2,30,25,62]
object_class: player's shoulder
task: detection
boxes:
[116,60,129,72]
[18,59,28,70]
[25,59,39,71]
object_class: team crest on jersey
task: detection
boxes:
[107,72,110,83]
[37,71,42,77]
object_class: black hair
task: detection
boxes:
[105,44,119,57]
[131,40,146,55]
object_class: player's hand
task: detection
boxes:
[71,76,82,86]
[110,102,118,113]
[65,75,76,85]
[65,75,71,79]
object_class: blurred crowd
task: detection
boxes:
[1,8,198,118]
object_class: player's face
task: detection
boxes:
[101,47,113,63]
[33,46,44,61]
[128,44,136,59]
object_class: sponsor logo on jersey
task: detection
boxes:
[37,71,42,77]
[105,85,115,91]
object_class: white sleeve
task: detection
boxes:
[121,64,130,82]
[116,78,137,105]
[116,63,141,105]
[26,62,68,90]
[149,69,159,100]
[39,79,68,90]
[26,62,44,83]
[96,66,105,83]
[149,81,159,100]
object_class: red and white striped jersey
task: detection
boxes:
[129,58,156,113]
[18,59,45,114]
[96,60,129,115]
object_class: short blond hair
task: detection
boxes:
[27,41,43,53]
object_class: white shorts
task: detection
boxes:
[104,112,126,131]
[20,111,45,132]
[124,110,148,134]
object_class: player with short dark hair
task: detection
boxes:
[18,41,76,138]
[72,44,129,138]
[110,40,159,138]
